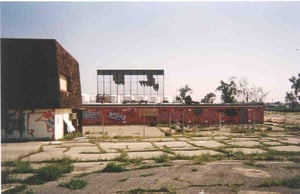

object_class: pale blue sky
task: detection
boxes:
[1,2,299,102]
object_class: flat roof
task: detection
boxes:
[82,103,264,108]
[97,69,164,75]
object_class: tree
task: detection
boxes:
[289,73,300,101]
[251,87,268,103]
[216,77,238,103]
[178,85,192,103]
[185,95,192,105]
[238,77,252,103]
[237,77,268,103]
[201,92,216,103]
[285,91,297,110]
[175,96,182,103]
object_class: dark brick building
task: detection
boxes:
[1,38,82,140]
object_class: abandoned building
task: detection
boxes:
[82,69,264,126]
[1,38,82,140]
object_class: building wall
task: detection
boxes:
[2,109,55,140]
[82,104,264,126]
[1,108,76,140]
[56,42,82,108]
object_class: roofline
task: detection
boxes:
[82,103,264,108]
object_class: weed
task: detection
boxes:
[258,175,300,188]
[2,161,17,167]
[101,162,126,172]
[12,161,34,173]
[115,150,129,162]
[63,131,83,140]
[1,170,11,184]
[59,179,87,190]
[228,183,240,193]
[129,157,143,165]
[24,163,73,184]
[153,153,170,163]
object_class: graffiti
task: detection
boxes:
[35,111,55,133]
[83,111,100,119]
[27,111,55,138]
[108,112,126,121]
[7,111,25,135]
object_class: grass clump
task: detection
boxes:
[12,161,34,173]
[24,163,73,185]
[153,153,170,163]
[63,131,83,140]
[59,179,87,190]
[258,175,300,189]
[101,162,126,172]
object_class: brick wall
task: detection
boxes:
[56,42,82,108]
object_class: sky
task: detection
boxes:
[1,2,300,102]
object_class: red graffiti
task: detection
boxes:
[35,111,55,133]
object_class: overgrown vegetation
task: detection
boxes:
[24,163,73,184]
[59,179,87,190]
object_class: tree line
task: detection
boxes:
[175,74,300,107]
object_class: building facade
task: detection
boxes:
[1,38,82,140]
[82,103,264,126]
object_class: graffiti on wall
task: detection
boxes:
[7,111,25,135]
[83,111,100,119]
[108,112,126,121]
[5,110,55,139]
[27,111,55,138]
